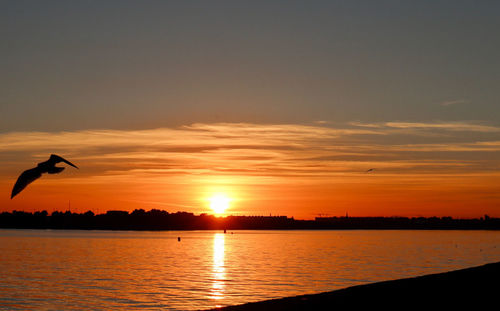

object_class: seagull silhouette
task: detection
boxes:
[11,154,78,199]
[365,168,375,173]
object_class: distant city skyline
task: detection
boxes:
[1,1,499,218]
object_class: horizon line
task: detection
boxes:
[3,208,497,221]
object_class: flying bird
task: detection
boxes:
[11,154,79,199]
[365,168,375,173]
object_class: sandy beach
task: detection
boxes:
[208,261,500,310]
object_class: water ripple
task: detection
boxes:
[1,229,499,310]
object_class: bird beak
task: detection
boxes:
[62,159,79,169]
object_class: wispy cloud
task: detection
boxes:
[0,121,499,181]
[440,99,467,106]
[351,121,500,133]
[384,121,499,132]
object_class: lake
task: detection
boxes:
[1,229,499,310]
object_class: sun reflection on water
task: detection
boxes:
[210,233,226,304]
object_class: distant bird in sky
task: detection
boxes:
[365,168,375,173]
[11,154,78,199]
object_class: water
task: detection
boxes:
[1,229,499,310]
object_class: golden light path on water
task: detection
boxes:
[210,233,226,304]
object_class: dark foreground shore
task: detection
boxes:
[208,261,500,310]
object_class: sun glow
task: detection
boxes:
[209,194,230,215]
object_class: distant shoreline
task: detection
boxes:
[208,261,500,310]
[1,209,500,230]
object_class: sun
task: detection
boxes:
[209,194,230,215]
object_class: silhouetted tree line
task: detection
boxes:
[0,209,499,230]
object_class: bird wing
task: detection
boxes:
[49,154,78,169]
[11,167,43,199]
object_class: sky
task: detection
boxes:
[1,1,499,219]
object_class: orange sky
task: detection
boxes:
[1,122,499,219]
[2,3,500,220]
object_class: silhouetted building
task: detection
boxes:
[1,210,499,230]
